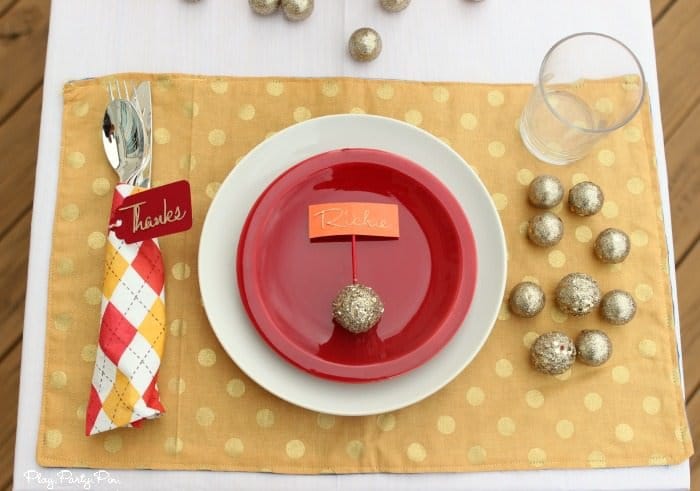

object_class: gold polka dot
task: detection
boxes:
[595,97,613,113]
[198,348,217,367]
[170,319,187,337]
[571,173,588,185]
[377,413,396,431]
[523,331,539,349]
[67,151,85,168]
[225,437,244,457]
[548,250,566,268]
[492,193,508,210]
[555,368,572,381]
[56,258,74,276]
[615,423,634,442]
[407,442,427,462]
[321,81,340,97]
[556,419,575,439]
[630,229,648,247]
[642,396,661,415]
[285,439,305,459]
[635,283,653,302]
[497,417,516,436]
[466,387,485,406]
[638,339,657,358]
[498,301,511,321]
[226,379,245,398]
[433,86,450,103]
[612,365,630,384]
[164,437,184,455]
[487,90,505,106]
[526,390,544,408]
[495,359,513,378]
[467,445,486,464]
[45,429,63,449]
[238,104,256,121]
[649,454,668,465]
[196,407,215,426]
[584,392,603,412]
[528,448,546,467]
[626,177,645,195]
[181,101,199,118]
[80,344,97,362]
[675,425,691,443]
[293,106,312,122]
[208,129,226,146]
[588,450,606,468]
[180,154,197,171]
[349,106,365,114]
[210,80,229,94]
[575,225,593,243]
[72,101,89,117]
[488,141,506,158]
[92,177,111,196]
[602,201,619,218]
[608,263,623,273]
[460,113,478,130]
[170,263,191,281]
[516,168,534,186]
[346,440,364,460]
[518,221,528,236]
[84,286,102,305]
[317,413,335,430]
[49,371,67,389]
[437,415,456,435]
[87,231,106,249]
[104,435,122,454]
[206,181,221,199]
[672,368,681,386]
[154,128,171,145]
[155,77,174,91]
[376,84,394,100]
[61,204,80,222]
[404,109,423,126]
[168,377,186,395]
[53,312,72,331]
[256,408,274,428]
[598,149,616,167]
[266,80,284,96]
[624,126,642,142]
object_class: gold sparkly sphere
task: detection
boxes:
[379,0,411,12]
[281,0,314,21]
[594,228,630,264]
[528,175,564,209]
[249,0,280,15]
[600,289,637,325]
[527,211,564,247]
[568,181,604,216]
[349,27,382,62]
[332,283,385,334]
[575,330,612,366]
[508,281,545,318]
[555,272,601,316]
[530,331,576,375]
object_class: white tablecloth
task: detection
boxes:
[14,1,689,489]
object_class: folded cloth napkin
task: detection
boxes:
[85,183,166,436]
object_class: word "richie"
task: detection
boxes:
[314,207,389,230]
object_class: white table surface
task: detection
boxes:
[14,1,689,490]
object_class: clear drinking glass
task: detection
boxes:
[519,32,646,165]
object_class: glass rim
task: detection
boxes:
[537,32,647,135]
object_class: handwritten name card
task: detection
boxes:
[308,202,399,239]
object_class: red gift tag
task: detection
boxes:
[111,180,193,244]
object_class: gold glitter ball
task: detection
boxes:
[594,228,630,264]
[575,330,612,366]
[600,289,636,325]
[568,181,604,216]
[528,175,564,209]
[249,0,280,15]
[349,27,382,62]
[527,211,563,247]
[555,272,601,316]
[530,331,576,375]
[379,0,411,12]
[332,283,385,334]
[281,0,313,21]
[508,281,545,318]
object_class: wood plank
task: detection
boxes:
[654,0,700,139]
[686,387,700,490]
[677,241,700,397]
[0,210,29,361]
[0,0,19,18]
[666,101,700,261]
[0,87,40,238]
[651,0,676,22]
[0,341,21,491]
[0,0,49,122]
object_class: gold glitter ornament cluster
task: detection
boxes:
[332,283,385,334]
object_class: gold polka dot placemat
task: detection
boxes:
[38,74,693,472]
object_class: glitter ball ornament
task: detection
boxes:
[575,330,612,366]
[568,181,604,216]
[528,175,564,209]
[379,0,411,12]
[332,283,385,334]
[249,0,280,15]
[600,289,637,325]
[349,27,382,62]
[530,331,576,375]
[281,0,313,21]
[527,211,564,247]
[508,281,545,318]
[555,272,601,316]
[594,228,631,264]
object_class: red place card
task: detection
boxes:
[111,180,193,244]
[308,202,400,239]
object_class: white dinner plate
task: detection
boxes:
[198,114,507,415]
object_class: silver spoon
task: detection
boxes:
[102,91,145,184]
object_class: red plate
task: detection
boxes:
[237,148,477,382]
